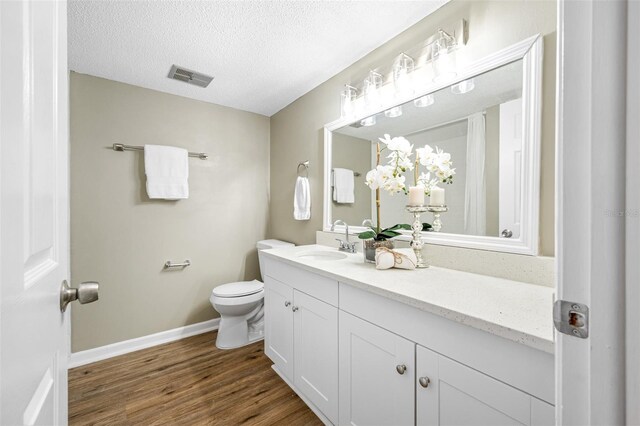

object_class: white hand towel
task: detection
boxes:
[144,144,189,200]
[294,176,310,220]
[332,168,355,204]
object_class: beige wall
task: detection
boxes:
[269,0,556,256]
[70,73,270,352]
[331,133,372,225]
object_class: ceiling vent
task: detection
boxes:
[168,65,214,88]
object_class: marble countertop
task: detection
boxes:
[262,244,555,353]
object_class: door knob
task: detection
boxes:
[501,229,513,238]
[60,280,99,313]
[419,376,431,388]
[284,301,291,307]
[396,364,407,375]
[292,306,299,312]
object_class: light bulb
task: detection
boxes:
[360,115,376,127]
[384,106,403,118]
[364,70,383,110]
[451,79,475,94]
[432,36,457,83]
[393,53,415,97]
[340,85,357,118]
[414,94,435,108]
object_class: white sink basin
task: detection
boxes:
[296,250,348,261]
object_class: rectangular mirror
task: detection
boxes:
[324,35,542,255]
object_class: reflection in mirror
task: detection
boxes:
[331,58,524,238]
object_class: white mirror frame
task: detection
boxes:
[323,34,543,255]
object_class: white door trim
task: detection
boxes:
[626,1,640,424]
[68,318,220,369]
[556,0,627,424]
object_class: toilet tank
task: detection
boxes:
[256,239,294,279]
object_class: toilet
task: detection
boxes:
[210,239,294,349]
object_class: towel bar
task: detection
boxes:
[113,143,208,160]
[164,260,191,269]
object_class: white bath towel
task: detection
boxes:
[293,176,310,220]
[144,144,189,200]
[332,168,354,203]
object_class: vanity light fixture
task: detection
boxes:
[393,53,415,97]
[414,94,435,107]
[432,29,458,83]
[340,85,358,118]
[364,70,384,110]
[384,106,403,118]
[360,115,377,127]
[451,78,475,94]
[336,20,467,121]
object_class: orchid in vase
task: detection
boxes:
[358,133,455,260]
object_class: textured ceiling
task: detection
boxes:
[68,0,448,116]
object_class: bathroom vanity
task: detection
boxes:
[259,245,555,426]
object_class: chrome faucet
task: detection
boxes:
[331,219,357,253]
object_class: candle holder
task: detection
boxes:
[426,205,448,232]
[406,205,429,268]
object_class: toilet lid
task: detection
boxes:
[212,280,264,297]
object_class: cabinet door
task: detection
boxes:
[417,345,532,426]
[339,311,415,426]
[264,276,294,380]
[531,398,555,426]
[293,290,338,424]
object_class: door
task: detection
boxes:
[264,276,294,380]
[416,346,537,426]
[626,1,640,424]
[293,290,338,424]
[498,97,523,239]
[556,1,627,424]
[339,311,414,426]
[0,1,70,424]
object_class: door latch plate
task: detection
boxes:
[553,300,589,338]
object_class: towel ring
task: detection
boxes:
[297,161,309,178]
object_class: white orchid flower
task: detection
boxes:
[378,134,393,146]
[416,145,434,165]
[387,137,413,154]
[365,165,394,190]
[387,151,414,172]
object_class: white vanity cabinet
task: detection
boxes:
[263,263,339,425]
[339,311,415,426]
[260,250,555,426]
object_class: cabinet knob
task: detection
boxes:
[418,376,431,388]
[292,306,299,312]
[284,301,291,307]
[396,364,407,375]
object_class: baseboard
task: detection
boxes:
[68,318,220,369]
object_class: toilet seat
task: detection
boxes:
[212,280,263,298]
[210,280,264,308]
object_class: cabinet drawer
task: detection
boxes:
[264,259,338,306]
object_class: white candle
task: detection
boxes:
[408,185,425,206]
[430,187,445,206]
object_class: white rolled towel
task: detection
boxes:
[375,247,417,270]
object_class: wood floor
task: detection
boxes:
[69,331,322,426]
